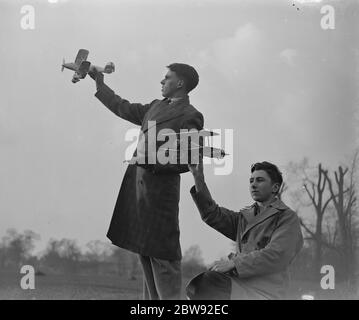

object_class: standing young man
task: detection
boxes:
[187,161,303,299]
[89,63,204,300]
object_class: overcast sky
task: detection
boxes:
[0,0,358,263]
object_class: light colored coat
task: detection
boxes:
[190,184,303,299]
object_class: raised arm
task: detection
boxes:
[89,69,152,126]
[188,160,239,241]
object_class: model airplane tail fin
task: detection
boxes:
[61,58,65,72]
[104,62,115,74]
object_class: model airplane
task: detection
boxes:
[123,129,228,165]
[61,49,115,83]
[158,129,228,160]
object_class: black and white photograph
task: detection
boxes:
[0,0,358,305]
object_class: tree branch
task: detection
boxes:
[303,183,316,209]
[299,218,339,252]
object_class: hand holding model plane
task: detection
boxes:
[61,50,229,162]
[61,49,115,83]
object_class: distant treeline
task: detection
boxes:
[0,229,205,279]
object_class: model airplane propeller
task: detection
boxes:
[61,49,115,83]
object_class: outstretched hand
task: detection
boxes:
[188,157,206,192]
[88,65,104,88]
[188,156,204,178]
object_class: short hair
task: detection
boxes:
[251,161,283,190]
[167,63,199,93]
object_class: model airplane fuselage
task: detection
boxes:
[62,49,115,83]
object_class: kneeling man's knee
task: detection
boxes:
[186,271,231,300]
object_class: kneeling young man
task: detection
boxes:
[187,161,303,300]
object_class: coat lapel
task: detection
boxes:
[240,199,288,241]
[143,97,189,134]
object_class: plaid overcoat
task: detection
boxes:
[94,84,204,260]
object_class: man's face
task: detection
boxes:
[160,70,183,98]
[249,170,279,202]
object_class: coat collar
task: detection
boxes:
[166,95,189,106]
[240,198,288,240]
[143,96,189,133]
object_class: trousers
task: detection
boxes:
[138,254,182,300]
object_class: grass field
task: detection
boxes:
[0,271,357,300]
[0,271,196,300]
[0,271,145,300]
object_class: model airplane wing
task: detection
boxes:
[78,61,91,77]
[159,145,228,159]
[190,142,228,158]
[158,129,219,138]
[74,49,89,67]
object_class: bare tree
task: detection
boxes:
[323,151,358,292]
[298,163,336,277]
[287,161,337,277]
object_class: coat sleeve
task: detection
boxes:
[94,83,153,126]
[232,210,303,278]
[190,184,239,241]
[152,111,204,174]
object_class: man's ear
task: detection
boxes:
[272,183,280,194]
[178,79,184,89]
